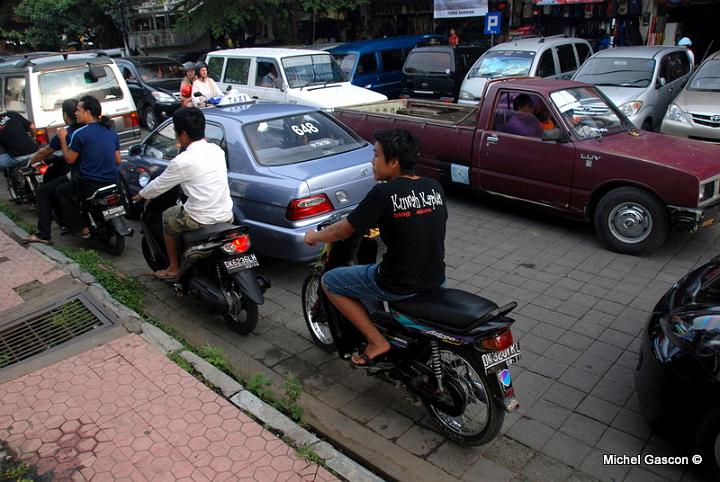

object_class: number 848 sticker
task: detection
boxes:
[291,122,319,136]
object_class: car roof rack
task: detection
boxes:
[538,34,569,43]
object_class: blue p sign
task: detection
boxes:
[484,12,502,35]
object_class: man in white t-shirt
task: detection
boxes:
[133,107,234,280]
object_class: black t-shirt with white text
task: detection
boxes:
[0,111,36,157]
[347,177,447,294]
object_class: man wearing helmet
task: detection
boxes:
[191,61,223,107]
[180,62,196,107]
[677,37,695,66]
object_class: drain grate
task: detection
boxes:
[0,295,113,370]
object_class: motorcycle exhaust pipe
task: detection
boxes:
[187,275,228,312]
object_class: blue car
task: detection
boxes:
[120,103,376,262]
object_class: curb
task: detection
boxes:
[0,211,384,482]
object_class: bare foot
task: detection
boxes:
[351,339,391,366]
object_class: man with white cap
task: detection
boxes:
[677,37,694,66]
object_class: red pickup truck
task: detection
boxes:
[335,78,720,255]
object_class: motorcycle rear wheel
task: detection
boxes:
[100,227,126,256]
[301,273,335,352]
[425,347,505,446]
[224,298,258,335]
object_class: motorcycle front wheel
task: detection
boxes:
[301,273,335,352]
[425,347,505,446]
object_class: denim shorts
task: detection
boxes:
[321,264,415,302]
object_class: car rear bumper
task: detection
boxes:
[661,119,720,143]
[668,199,720,232]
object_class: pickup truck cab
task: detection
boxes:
[334,78,720,255]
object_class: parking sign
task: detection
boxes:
[484,12,502,35]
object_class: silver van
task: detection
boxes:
[573,46,692,130]
[0,52,140,147]
[458,35,592,104]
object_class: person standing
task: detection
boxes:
[677,37,695,66]
[448,28,460,47]
[191,61,223,108]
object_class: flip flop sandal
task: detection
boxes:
[350,353,393,370]
[153,271,180,281]
[22,235,51,245]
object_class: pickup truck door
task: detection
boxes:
[476,92,576,210]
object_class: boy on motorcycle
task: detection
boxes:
[304,128,448,367]
[132,107,234,280]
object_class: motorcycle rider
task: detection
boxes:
[132,107,234,280]
[180,62,197,108]
[191,61,223,108]
[304,128,448,367]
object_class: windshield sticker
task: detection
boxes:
[291,122,320,136]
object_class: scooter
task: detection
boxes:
[80,182,134,256]
[302,217,521,445]
[140,182,269,334]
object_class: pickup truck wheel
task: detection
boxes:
[594,187,668,255]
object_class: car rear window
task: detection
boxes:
[38,66,124,111]
[243,112,365,166]
[404,51,452,74]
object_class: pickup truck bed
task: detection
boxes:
[343,99,478,126]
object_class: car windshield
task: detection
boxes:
[281,54,345,88]
[404,51,452,74]
[136,62,184,82]
[574,58,656,87]
[688,59,720,91]
[550,87,629,140]
[38,66,124,111]
[332,53,357,78]
[244,111,364,166]
[468,50,534,79]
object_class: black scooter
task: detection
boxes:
[302,218,521,445]
[140,183,269,334]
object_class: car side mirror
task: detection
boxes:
[129,144,142,156]
[85,65,107,83]
[657,77,666,88]
[542,128,569,143]
[226,85,232,92]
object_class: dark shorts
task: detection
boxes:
[321,264,415,302]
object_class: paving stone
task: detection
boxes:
[596,427,646,456]
[395,425,444,457]
[339,394,387,424]
[366,408,414,440]
[520,333,553,355]
[521,453,575,482]
[506,417,555,451]
[461,456,515,482]
[641,444,689,482]
[427,441,483,478]
[556,331,595,352]
[625,466,671,482]
[543,343,582,365]
[541,432,592,468]
[560,367,600,393]
[597,328,636,350]
[315,382,360,410]
[560,413,608,446]
[580,449,631,482]
[513,371,553,396]
[525,356,569,380]
[590,379,634,408]
[575,353,615,378]
[526,399,572,429]
[533,323,566,342]
[610,408,653,441]
[555,302,590,319]
[542,383,585,411]
[576,395,621,425]
[480,436,536,474]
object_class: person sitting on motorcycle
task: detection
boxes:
[0,110,37,169]
[304,128,448,367]
[191,61,223,108]
[132,107,234,280]
[180,62,196,108]
[55,95,122,239]
[23,99,85,244]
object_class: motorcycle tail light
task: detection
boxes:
[38,164,48,175]
[98,194,121,206]
[480,329,514,351]
[222,234,251,254]
[36,129,49,145]
[286,195,334,221]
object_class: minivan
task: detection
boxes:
[0,52,140,147]
[205,48,387,111]
[329,34,443,98]
[458,35,592,105]
[401,44,488,102]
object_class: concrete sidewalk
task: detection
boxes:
[0,229,339,481]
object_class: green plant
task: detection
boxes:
[294,443,324,465]
[281,374,304,422]
[197,343,231,374]
[0,201,35,234]
[246,373,277,403]
[167,350,194,374]
[0,440,37,482]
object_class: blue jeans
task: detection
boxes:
[322,264,415,302]
[0,153,32,169]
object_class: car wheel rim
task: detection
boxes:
[304,275,333,345]
[608,202,653,244]
[146,110,156,130]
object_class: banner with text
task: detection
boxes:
[434,0,488,19]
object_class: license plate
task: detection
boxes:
[102,205,126,220]
[481,342,521,373]
[35,175,44,183]
[223,254,259,273]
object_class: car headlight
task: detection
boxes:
[665,104,688,123]
[619,101,642,118]
[700,179,717,203]
[152,91,176,103]
[459,90,474,100]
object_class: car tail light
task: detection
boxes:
[36,129,49,145]
[480,329,514,351]
[286,195,334,221]
[123,112,140,128]
[222,234,251,254]
[440,97,454,103]
[99,194,121,206]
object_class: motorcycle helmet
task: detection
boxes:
[195,61,208,71]
[677,37,692,47]
[182,61,195,71]
[180,83,192,98]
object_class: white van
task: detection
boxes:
[0,52,140,147]
[458,35,593,105]
[205,48,387,111]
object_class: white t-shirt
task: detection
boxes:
[139,139,234,224]
[191,78,223,107]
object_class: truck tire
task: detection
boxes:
[594,187,668,255]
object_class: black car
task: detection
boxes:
[115,56,183,130]
[401,44,487,102]
[634,257,720,472]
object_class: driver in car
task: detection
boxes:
[133,107,234,280]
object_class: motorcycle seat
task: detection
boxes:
[389,288,498,331]
[181,223,240,246]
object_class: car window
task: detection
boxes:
[333,53,357,77]
[574,58,655,87]
[688,59,720,91]
[357,53,378,75]
[550,87,628,140]
[224,58,251,85]
[556,44,578,73]
[255,60,282,88]
[668,52,690,82]
[206,123,225,148]
[136,62,183,81]
[468,50,534,79]
[206,57,225,81]
[491,91,552,139]
[575,43,591,64]
[38,66,123,112]
[243,111,365,166]
[380,49,404,72]
[404,51,452,74]
[281,54,345,88]
[536,50,556,78]
[145,122,178,161]
[4,77,27,114]
[122,66,138,82]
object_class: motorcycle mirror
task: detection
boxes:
[226,85,232,92]
[193,91,203,97]
[128,144,142,156]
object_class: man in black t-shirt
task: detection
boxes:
[304,129,448,367]
[0,111,37,168]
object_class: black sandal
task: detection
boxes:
[350,352,393,370]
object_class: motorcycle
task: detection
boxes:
[139,181,269,334]
[302,219,521,445]
[80,182,134,255]
[9,154,69,205]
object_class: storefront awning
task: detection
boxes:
[534,0,604,5]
